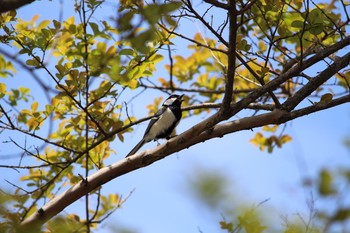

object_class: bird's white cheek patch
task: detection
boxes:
[163,97,177,106]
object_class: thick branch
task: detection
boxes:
[17,44,350,227]
[282,51,350,111]
[203,0,228,9]
[20,94,350,229]
[221,0,237,115]
[80,35,350,168]
[227,36,350,116]
[0,0,35,13]
[18,48,349,221]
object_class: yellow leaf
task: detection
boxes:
[31,101,38,113]
[38,19,51,30]
[258,40,267,52]
[109,193,120,204]
[66,16,75,25]
[0,83,6,94]
[51,97,59,106]
[32,15,39,23]
[27,117,40,130]
[280,134,292,144]
[97,41,106,52]
[128,79,138,89]
[106,45,117,55]
[262,125,278,132]
[250,132,267,151]
[26,204,38,217]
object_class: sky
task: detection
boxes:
[1,1,350,233]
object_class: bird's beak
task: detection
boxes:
[179,94,184,102]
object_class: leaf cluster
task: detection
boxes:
[0,0,349,231]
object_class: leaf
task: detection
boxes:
[31,102,38,112]
[0,83,6,98]
[238,211,267,233]
[250,132,267,151]
[219,221,233,231]
[258,41,267,52]
[162,1,182,12]
[89,22,101,36]
[262,125,278,132]
[309,24,324,35]
[38,19,51,30]
[53,20,61,29]
[291,20,304,28]
[280,134,292,144]
[320,93,333,103]
[319,169,336,196]
[332,208,350,222]
[26,58,41,67]
[119,48,134,56]
[237,39,251,52]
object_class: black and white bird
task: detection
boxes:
[125,94,184,158]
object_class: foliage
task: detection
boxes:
[0,0,349,232]
[189,157,350,233]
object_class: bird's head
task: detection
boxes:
[163,94,184,107]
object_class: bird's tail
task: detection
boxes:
[125,139,145,158]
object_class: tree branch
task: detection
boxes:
[203,0,228,9]
[20,92,350,229]
[221,0,237,115]
[237,0,257,14]
[228,35,350,117]
[282,51,350,111]
[0,0,35,13]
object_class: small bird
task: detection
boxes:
[125,94,184,158]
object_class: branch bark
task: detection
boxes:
[221,0,237,115]
[21,37,350,228]
[203,0,228,9]
[282,51,350,111]
[20,94,350,229]
[0,0,35,13]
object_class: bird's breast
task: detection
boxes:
[145,108,177,141]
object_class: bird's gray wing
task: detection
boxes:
[142,106,166,139]
[125,106,167,158]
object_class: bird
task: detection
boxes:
[125,94,184,158]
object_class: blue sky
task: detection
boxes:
[1,1,350,232]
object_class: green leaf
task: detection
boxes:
[219,221,234,231]
[319,169,336,196]
[237,39,251,52]
[309,24,324,35]
[320,93,333,103]
[19,47,31,54]
[53,19,61,29]
[164,1,182,12]
[26,58,40,67]
[291,20,304,28]
[332,208,350,222]
[89,22,101,36]
[119,48,134,56]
